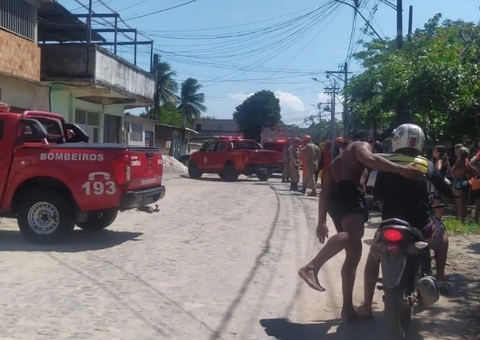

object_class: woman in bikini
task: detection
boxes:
[450,147,472,223]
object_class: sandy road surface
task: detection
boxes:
[0,174,475,339]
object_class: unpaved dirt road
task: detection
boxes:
[0,174,477,340]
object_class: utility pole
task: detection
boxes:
[324,81,340,144]
[343,62,349,138]
[395,0,410,124]
[152,53,160,120]
[87,0,93,43]
[326,63,351,138]
[407,5,413,41]
[315,102,330,140]
[396,0,403,49]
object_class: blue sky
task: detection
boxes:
[62,0,480,125]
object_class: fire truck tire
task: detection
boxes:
[77,209,118,231]
[224,162,239,182]
[17,190,75,244]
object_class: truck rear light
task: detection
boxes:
[111,155,130,185]
[125,165,131,181]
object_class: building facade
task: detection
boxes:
[124,114,156,147]
[192,118,240,139]
[37,1,155,143]
[0,0,50,112]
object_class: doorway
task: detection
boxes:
[104,114,121,143]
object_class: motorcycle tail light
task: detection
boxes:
[383,229,403,242]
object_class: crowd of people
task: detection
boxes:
[274,123,477,325]
[280,132,480,225]
[280,135,350,196]
[429,143,480,224]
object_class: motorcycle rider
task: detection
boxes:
[356,123,453,319]
[297,130,424,324]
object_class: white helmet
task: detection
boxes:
[391,123,425,153]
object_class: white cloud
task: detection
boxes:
[228,93,253,102]
[273,90,305,112]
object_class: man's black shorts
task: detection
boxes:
[326,180,369,232]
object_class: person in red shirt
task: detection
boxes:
[320,140,332,185]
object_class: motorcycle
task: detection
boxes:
[365,200,444,339]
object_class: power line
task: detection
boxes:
[345,8,358,61]
[123,0,197,21]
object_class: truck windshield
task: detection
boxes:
[231,140,258,150]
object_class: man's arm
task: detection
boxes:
[354,142,405,173]
[318,168,334,225]
[427,162,454,199]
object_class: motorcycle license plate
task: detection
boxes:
[258,168,267,173]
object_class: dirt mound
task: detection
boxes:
[162,155,187,175]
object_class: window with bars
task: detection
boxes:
[75,109,100,126]
[130,123,143,142]
[0,0,36,41]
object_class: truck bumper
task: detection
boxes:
[119,186,166,210]
[245,164,279,175]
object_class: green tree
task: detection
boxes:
[156,62,179,107]
[233,90,281,141]
[142,103,183,126]
[345,14,480,142]
[178,77,206,126]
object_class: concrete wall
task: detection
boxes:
[0,74,49,110]
[0,29,41,81]
[40,44,154,102]
[41,44,94,80]
[95,48,155,99]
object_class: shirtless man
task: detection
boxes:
[298,130,425,323]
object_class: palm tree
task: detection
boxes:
[157,61,179,105]
[178,78,206,126]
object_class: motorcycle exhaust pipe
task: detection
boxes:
[417,276,440,307]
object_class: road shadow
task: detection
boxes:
[465,242,480,254]
[0,229,142,252]
[259,318,340,340]
[260,316,427,340]
[444,270,480,337]
[259,313,465,340]
[179,174,253,182]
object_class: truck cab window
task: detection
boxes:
[232,141,256,150]
[205,142,218,152]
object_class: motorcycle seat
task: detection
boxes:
[379,218,411,228]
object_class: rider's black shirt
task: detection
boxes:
[374,160,453,229]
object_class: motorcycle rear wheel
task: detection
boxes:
[385,286,413,340]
